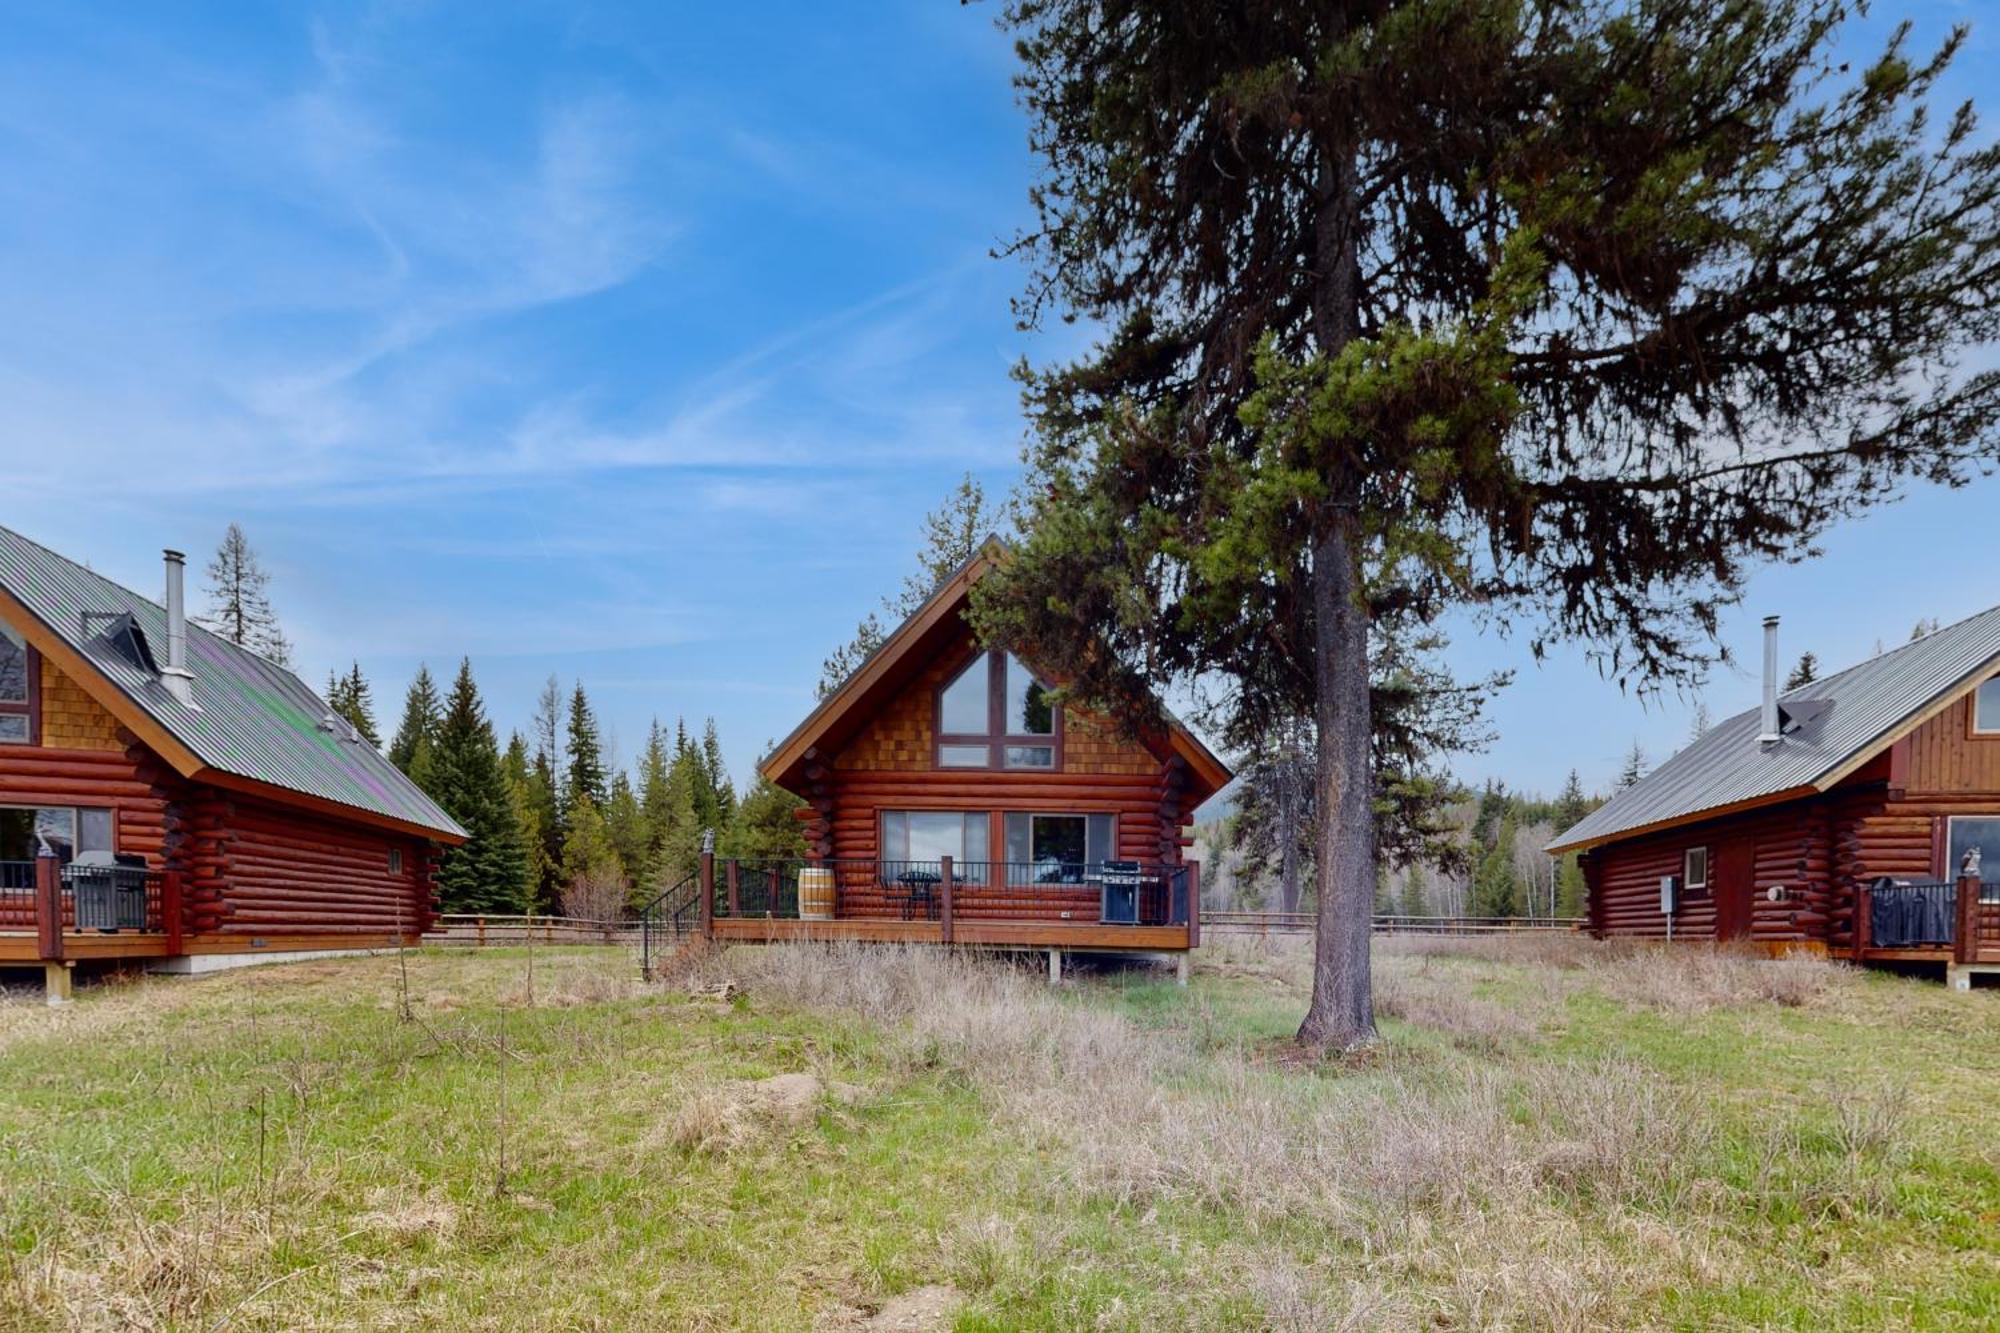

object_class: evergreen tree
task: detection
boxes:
[604,773,650,903]
[324,661,380,747]
[818,474,1006,699]
[429,658,529,913]
[501,732,551,909]
[637,720,676,877]
[1687,702,1713,746]
[1470,818,1520,918]
[558,794,624,918]
[1910,616,1942,640]
[700,719,737,826]
[1784,652,1821,691]
[654,734,708,885]
[973,0,2000,1054]
[565,683,607,814]
[1617,741,1649,791]
[1229,719,1315,913]
[1553,770,1591,835]
[388,665,442,790]
[198,522,292,665]
[722,772,809,861]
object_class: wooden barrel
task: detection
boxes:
[798,866,836,921]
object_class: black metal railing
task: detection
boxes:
[638,872,701,980]
[1,862,166,934]
[708,859,1191,927]
[1868,880,1957,948]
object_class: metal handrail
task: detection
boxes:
[638,873,700,979]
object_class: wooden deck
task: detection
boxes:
[707,915,1192,951]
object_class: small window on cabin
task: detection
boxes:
[0,624,30,744]
[388,847,404,874]
[1974,676,2000,735]
[1683,846,1709,895]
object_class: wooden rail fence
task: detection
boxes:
[431,914,641,947]
[1206,911,1584,937]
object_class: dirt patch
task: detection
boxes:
[818,1285,960,1331]
[749,1072,866,1125]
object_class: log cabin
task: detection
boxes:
[1548,611,2000,987]
[712,539,1231,978]
[0,525,465,1001]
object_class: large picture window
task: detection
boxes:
[0,805,114,887]
[879,810,989,867]
[0,624,33,744]
[935,650,1060,770]
[1004,812,1115,885]
[1946,816,2000,880]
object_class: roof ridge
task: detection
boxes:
[0,522,313,690]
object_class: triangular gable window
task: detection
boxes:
[936,650,1060,770]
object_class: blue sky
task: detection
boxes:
[2,1,1996,804]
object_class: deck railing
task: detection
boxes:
[1858,876,2000,962]
[0,859,168,936]
[708,858,1193,928]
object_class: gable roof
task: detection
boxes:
[1548,603,2000,854]
[0,524,465,842]
[759,538,1233,802]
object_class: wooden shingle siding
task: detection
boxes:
[38,656,122,751]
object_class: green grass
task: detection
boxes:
[0,939,1996,1329]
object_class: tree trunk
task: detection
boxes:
[1296,136,1372,1050]
[1296,511,1378,1049]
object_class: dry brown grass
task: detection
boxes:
[715,940,1732,1326]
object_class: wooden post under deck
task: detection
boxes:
[1855,880,1872,960]
[161,870,185,955]
[33,852,62,963]
[1187,860,1201,949]
[726,860,740,918]
[939,856,954,944]
[1954,873,1979,966]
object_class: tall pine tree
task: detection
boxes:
[565,683,607,814]
[198,522,292,665]
[325,662,380,747]
[429,659,529,913]
[388,665,442,790]
[972,0,2000,1047]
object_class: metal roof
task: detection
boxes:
[1548,603,2000,853]
[0,524,465,840]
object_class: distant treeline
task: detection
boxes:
[329,661,804,917]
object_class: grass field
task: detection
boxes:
[1,936,1996,1330]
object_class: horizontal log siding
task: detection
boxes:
[1590,800,1836,942]
[210,797,431,936]
[808,623,1194,922]
[0,739,183,928]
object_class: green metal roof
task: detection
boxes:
[0,524,464,840]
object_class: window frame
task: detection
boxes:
[0,803,115,865]
[1972,676,2000,736]
[1682,845,1709,896]
[1002,810,1118,886]
[933,649,1064,771]
[0,627,40,746]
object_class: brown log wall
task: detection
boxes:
[202,796,432,936]
[0,738,184,928]
[1588,800,1837,942]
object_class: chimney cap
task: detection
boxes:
[163,548,186,564]
[1762,614,1780,627]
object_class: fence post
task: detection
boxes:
[699,847,715,938]
[1187,860,1201,949]
[939,855,954,944]
[1955,872,1979,965]
[34,851,62,962]
[726,860,740,918]
[1854,881,1872,959]
[161,870,185,955]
